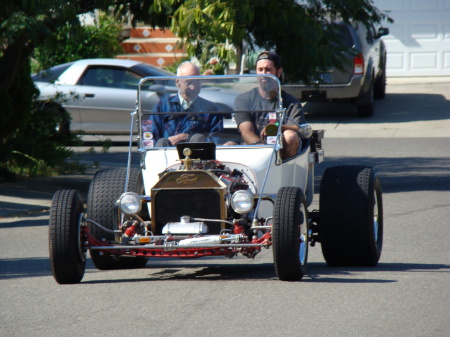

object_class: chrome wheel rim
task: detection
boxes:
[298,204,308,265]
[373,191,379,244]
[77,213,86,262]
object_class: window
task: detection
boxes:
[327,23,354,50]
[32,63,73,83]
[79,66,143,88]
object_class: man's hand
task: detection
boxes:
[260,127,267,139]
[168,133,189,145]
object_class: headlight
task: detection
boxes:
[231,190,254,214]
[119,192,142,215]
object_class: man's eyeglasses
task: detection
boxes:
[181,80,202,88]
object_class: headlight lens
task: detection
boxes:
[231,190,254,214]
[119,192,142,214]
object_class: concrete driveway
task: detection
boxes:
[304,77,450,138]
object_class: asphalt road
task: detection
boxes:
[0,79,449,337]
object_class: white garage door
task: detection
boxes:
[375,0,450,77]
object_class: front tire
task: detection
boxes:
[374,70,386,99]
[49,190,86,284]
[319,165,383,266]
[374,55,387,99]
[40,102,72,140]
[272,187,309,281]
[356,80,375,117]
[87,168,148,270]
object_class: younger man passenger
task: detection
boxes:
[234,51,305,158]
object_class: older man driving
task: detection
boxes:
[143,61,223,147]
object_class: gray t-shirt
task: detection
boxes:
[234,87,305,133]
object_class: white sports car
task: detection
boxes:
[33,58,237,134]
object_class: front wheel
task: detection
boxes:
[356,80,375,117]
[272,187,309,281]
[49,190,86,284]
[319,165,383,266]
[40,102,72,140]
[87,168,148,270]
[374,70,386,99]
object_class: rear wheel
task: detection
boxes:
[356,80,375,117]
[40,102,71,140]
[87,168,148,270]
[374,70,386,99]
[374,56,387,99]
[272,187,309,281]
[319,165,383,266]
[49,190,86,284]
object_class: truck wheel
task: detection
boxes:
[49,190,86,284]
[87,168,148,270]
[319,165,383,266]
[356,80,375,117]
[272,187,308,281]
[374,70,386,99]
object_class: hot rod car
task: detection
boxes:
[49,74,383,284]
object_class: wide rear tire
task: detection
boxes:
[87,168,148,270]
[49,190,86,284]
[272,187,309,281]
[319,165,383,266]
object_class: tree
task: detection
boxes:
[0,1,114,178]
[32,11,125,72]
[0,1,171,142]
[0,0,102,144]
[169,0,392,80]
[170,0,253,73]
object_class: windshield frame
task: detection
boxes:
[135,74,285,151]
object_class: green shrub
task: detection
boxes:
[32,11,124,72]
[0,60,80,181]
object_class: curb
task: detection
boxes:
[387,76,450,84]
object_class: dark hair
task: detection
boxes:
[255,51,281,69]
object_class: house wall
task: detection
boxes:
[375,0,450,76]
[117,27,187,68]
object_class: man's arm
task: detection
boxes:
[208,113,223,134]
[205,101,223,134]
[147,99,167,140]
[282,124,300,132]
[285,102,306,126]
[168,133,189,145]
[239,121,263,144]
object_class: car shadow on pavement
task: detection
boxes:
[83,261,278,283]
[77,261,450,284]
[0,212,50,228]
[1,257,448,284]
[303,262,450,283]
[0,257,52,280]
[313,156,450,193]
